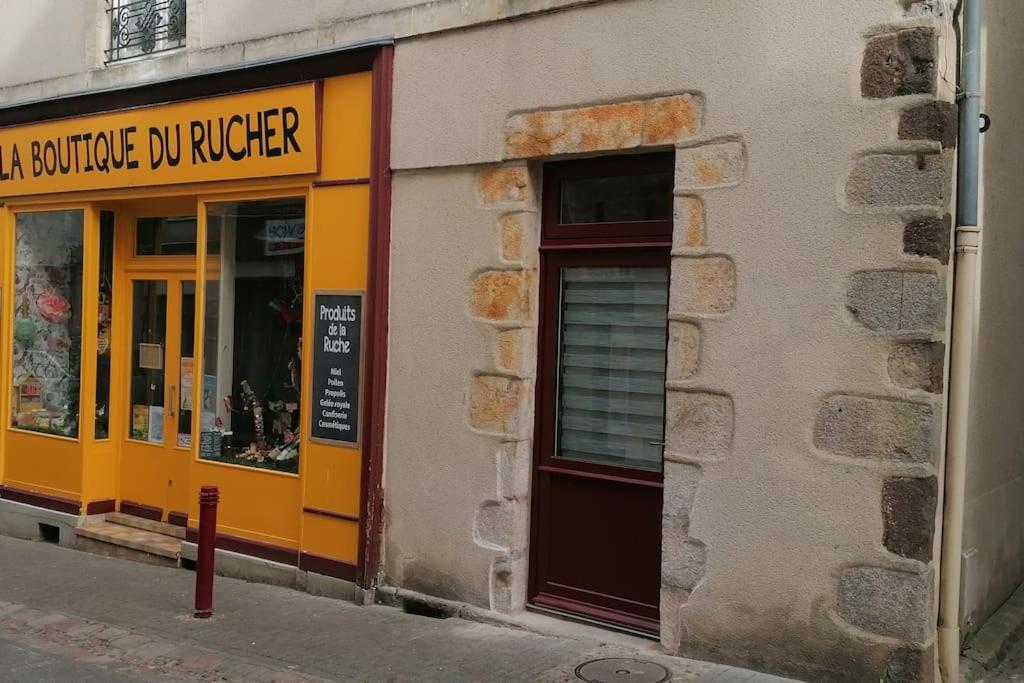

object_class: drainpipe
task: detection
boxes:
[938,0,983,680]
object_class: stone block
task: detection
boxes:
[477,165,534,207]
[814,395,937,464]
[846,153,952,210]
[665,390,733,461]
[847,270,945,333]
[470,269,534,323]
[662,519,706,590]
[673,196,705,250]
[505,101,643,158]
[468,375,526,436]
[889,342,945,393]
[904,215,951,264]
[675,140,746,190]
[862,28,937,98]
[885,645,935,683]
[663,461,702,521]
[494,327,536,378]
[504,95,702,159]
[497,441,531,501]
[667,321,700,381]
[489,553,526,614]
[670,256,736,315]
[473,499,527,553]
[498,212,535,265]
[899,101,958,148]
[641,94,703,146]
[882,476,938,563]
[660,585,690,654]
[836,566,934,643]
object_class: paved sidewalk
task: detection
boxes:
[0,536,796,682]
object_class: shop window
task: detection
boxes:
[201,198,305,473]
[136,215,198,255]
[95,212,115,439]
[105,0,187,65]
[11,211,85,438]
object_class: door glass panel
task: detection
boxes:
[555,266,668,471]
[11,210,84,438]
[559,172,673,224]
[201,198,304,473]
[129,280,167,443]
[177,281,196,448]
[136,216,198,255]
[95,212,115,439]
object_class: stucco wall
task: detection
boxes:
[386,1,953,679]
[0,0,97,89]
[961,0,1024,635]
[0,0,600,105]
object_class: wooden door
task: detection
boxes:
[528,154,673,636]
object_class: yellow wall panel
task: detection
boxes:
[4,431,82,499]
[319,73,373,182]
[301,513,359,563]
[188,461,302,547]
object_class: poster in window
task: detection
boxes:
[180,357,194,411]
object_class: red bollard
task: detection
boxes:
[193,485,219,619]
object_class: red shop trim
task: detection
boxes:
[85,499,116,515]
[0,485,81,515]
[119,500,163,522]
[185,528,300,566]
[358,43,394,590]
[299,552,358,582]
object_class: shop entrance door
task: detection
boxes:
[119,272,197,520]
[112,199,201,522]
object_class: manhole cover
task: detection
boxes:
[575,658,671,683]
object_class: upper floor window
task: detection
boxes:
[105,0,186,64]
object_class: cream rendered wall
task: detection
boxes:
[961,0,1024,635]
[0,0,97,89]
[387,1,947,679]
[0,0,602,106]
[195,0,426,48]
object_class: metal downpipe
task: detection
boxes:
[939,0,983,680]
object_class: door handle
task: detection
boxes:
[168,384,177,418]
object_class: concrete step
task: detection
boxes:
[75,521,182,561]
[105,512,186,539]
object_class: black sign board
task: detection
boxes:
[309,291,363,447]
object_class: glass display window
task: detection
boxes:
[201,197,305,473]
[10,210,85,438]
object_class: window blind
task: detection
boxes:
[556,266,669,471]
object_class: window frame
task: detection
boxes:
[541,152,674,247]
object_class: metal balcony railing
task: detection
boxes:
[105,0,186,64]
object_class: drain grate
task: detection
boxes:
[575,658,671,683]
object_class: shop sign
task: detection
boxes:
[310,291,363,447]
[0,83,318,197]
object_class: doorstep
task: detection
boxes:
[75,513,182,567]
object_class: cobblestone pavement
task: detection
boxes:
[0,536,797,682]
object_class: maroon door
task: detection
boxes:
[528,154,672,636]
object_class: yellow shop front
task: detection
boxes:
[0,45,393,583]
